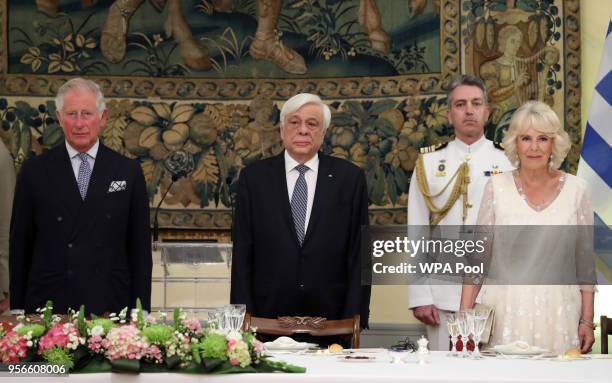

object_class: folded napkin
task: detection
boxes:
[492,341,547,354]
[264,336,316,350]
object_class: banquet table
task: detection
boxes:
[7,351,611,383]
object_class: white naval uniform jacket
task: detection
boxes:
[407,136,514,312]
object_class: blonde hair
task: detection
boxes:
[502,100,571,169]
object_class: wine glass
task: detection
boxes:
[207,308,224,330]
[224,304,246,332]
[457,309,474,358]
[470,307,490,359]
[446,313,460,357]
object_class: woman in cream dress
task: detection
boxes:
[460,101,595,354]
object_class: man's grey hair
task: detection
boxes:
[55,78,106,118]
[280,93,332,131]
[447,75,488,107]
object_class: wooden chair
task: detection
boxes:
[601,315,612,354]
[242,313,361,348]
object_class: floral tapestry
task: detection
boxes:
[0,0,581,231]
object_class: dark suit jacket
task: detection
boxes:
[230,152,370,328]
[9,142,152,315]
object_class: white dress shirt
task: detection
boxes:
[65,139,99,181]
[284,150,319,233]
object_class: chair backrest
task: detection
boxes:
[602,315,612,354]
[243,314,360,348]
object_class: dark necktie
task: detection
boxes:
[77,152,92,200]
[291,164,309,246]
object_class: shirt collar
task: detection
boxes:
[66,139,99,160]
[284,150,319,174]
[452,134,487,154]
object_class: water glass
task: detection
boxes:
[207,308,225,330]
[224,304,246,332]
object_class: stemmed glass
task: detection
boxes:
[446,313,460,356]
[470,307,490,359]
[207,308,225,330]
[456,309,474,358]
[224,304,246,332]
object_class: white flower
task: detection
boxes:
[91,325,105,337]
[225,330,242,341]
[27,340,33,347]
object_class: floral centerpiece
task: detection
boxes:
[0,300,304,374]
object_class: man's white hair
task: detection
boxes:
[55,78,106,118]
[280,93,331,131]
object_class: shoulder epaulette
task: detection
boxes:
[493,141,504,150]
[419,141,449,154]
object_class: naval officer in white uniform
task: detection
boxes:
[407,75,514,350]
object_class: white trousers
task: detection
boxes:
[424,309,453,351]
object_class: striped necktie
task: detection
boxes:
[291,164,309,246]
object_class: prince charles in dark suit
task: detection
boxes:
[10,78,151,315]
[230,93,370,329]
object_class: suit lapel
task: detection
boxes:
[303,153,331,246]
[69,144,116,240]
[47,145,82,218]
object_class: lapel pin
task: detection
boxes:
[328,174,333,178]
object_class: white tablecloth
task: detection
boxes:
[9,351,611,383]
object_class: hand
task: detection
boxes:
[578,323,594,353]
[0,293,9,313]
[412,305,440,326]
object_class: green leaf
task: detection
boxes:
[42,124,63,146]
[373,118,396,137]
[15,101,38,118]
[386,173,397,205]
[331,113,357,126]
[342,101,367,122]
[19,125,32,157]
[77,305,86,337]
[202,358,225,373]
[173,308,181,330]
[394,168,408,193]
[368,99,397,116]
[136,298,144,330]
[110,358,141,374]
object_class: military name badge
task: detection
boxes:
[436,160,446,177]
[484,165,502,177]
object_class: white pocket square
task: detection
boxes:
[108,180,127,193]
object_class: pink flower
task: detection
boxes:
[181,318,202,335]
[38,323,82,353]
[102,325,148,361]
[146,344,163,364]
[88,335,105,354]
[0,331,28,364]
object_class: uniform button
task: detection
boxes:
[67,243,73,248]
[299,284,305,291]
[57,216,63,222]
